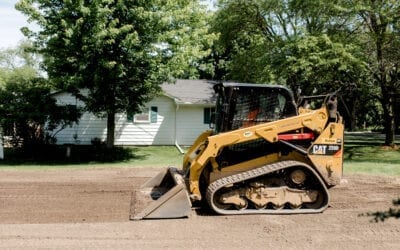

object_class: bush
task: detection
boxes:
[0,77,81,149]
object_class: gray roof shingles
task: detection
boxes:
[161,79,217,105]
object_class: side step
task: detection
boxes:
[130,167,192,220]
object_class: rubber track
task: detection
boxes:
[206,160,330,215]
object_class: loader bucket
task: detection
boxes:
[130,167,192,220]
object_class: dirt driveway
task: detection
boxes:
[0,167,399,249]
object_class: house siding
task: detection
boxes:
[55,112,108,145]
[53,93,181,145]
[53,91,107,144]
[114,96,176,145]
[176,105,212,145]
[54,93,177,145]
[52,86,215,146]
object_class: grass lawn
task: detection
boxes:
[343,132,400,176]
[1,132,399,176]
[0,146,184,170]
[117,146,184,167]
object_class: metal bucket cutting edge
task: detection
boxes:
[130,167,192,220]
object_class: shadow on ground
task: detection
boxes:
[0,144,144,165]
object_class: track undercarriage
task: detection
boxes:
[206,161,329,215]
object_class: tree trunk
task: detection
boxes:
[371,12,395,146]
[382,96,395,146]
[349,104,357,131]
[106,111,115,149]
[345,93,357,131]
[385,116,395,146]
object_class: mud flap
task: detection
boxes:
[130,167,192,220]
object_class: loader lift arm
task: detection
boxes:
[187,105,331,201]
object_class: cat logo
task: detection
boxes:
[310,144,342,155]
[312,145,327,155]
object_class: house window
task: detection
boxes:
[128,106,158,123]
[204,107,215,124]
[134,107,151,123]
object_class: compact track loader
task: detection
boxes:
[131,82,344,220]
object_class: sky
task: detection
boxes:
[0,0,216,49]
[0,0,32,49]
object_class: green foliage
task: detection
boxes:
[0,41,41,87]
[350,0,400,145]
[211,0,284,82]
[0,43,80,149]
[16,0,216,147]
[212,0,400,139]
[157,2,218,79]
[212,1,367,90]
[273,34,367,95]
[0,41,40,70]
[0,78,81,148]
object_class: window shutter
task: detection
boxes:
[204,108,210,124]
[127,112,133,122]
[150,106,158,123]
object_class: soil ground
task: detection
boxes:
[0,167,399,249]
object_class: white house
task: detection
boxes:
[52,79,217,148]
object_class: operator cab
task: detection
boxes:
[213,82,297,133]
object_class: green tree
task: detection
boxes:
[0,42,81,150]
[212,1,366,95]
[211,0,301,82]
[212,0,400,131]
[350,0,400,145]
[0,78,81,148]
[0,41,41,87]
[16,0,215,148]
